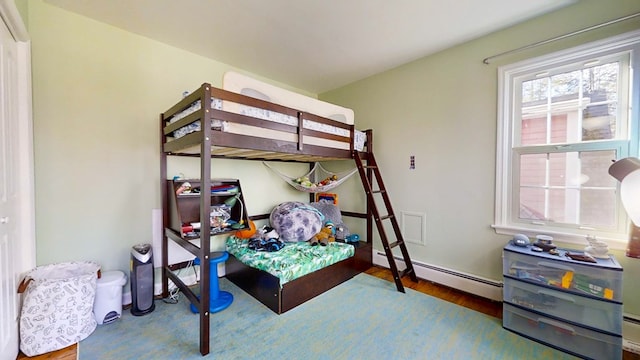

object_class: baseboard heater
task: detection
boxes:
[372,251,503,301]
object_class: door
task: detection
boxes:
[0,15,18,358]
[0,0,35,356]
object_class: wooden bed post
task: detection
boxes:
[160,113,169,299]
[297,112,304,152]
[365,129,374,245]
[198,83,213,356]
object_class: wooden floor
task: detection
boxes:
[17,265,640,359]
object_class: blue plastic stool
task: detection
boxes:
[189,251,233,314]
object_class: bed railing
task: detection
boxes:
[161,83,355,160]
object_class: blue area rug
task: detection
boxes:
[79,273,576,359]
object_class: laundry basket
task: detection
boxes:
[18,261,101,357]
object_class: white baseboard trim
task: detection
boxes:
[372,251,503,301]
[623,339,640,355]
[624,315,640,354]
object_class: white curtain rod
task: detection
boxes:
[482,12,640,64]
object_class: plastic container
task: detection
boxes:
[503,303,622,359]
[93,270,127,325]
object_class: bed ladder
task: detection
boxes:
[354,152,417,293]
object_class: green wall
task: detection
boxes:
[27,0,312,277]
[321,0,640,316]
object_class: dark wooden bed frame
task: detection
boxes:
[226,241,372,314]
[159,83,375,356]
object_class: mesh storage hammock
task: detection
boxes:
[264,162,358,193]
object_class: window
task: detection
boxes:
[494,30,640,248]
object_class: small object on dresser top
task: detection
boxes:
[533,234,556,252]
[512,234,529,247]
[584,235,610,259]
[565,251,597,263]
[531,246,543,252]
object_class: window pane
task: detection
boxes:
[521,116,548,145]
[583,103,616,141]
[582,62,619,141]
[548,188,574,224]
[551,70,580,101]
[582,62,618,102]
[522,78,548,103]
[581,189,616,227]
[520,187,545,220]
[520,154,546,186]
[581,150,617,187]
[549,152,574,187]
[521,78,549,146]
[549,115,570,143]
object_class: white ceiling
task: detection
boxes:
[46,0,575,93]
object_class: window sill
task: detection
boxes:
[491,224,628,251]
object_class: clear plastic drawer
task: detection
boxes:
[504,277,622,335]
[503,245,623,302]
[503,303,622,360]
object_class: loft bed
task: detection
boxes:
[159,72,374,356]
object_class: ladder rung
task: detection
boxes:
[361,165,378,169]
[388,240,403,248]
[379,214,394,221]
[371,189,386,194]
[398,267,414,278]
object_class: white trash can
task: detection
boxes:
[93,270,127,325]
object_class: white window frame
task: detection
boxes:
[494,30,640,250]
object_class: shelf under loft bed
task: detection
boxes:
[167,179,249,240]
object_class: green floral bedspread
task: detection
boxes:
[226,236,355,285]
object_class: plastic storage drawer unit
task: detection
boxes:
[503,244,623,302]
[504,277,622,335]
[503,303,622,360]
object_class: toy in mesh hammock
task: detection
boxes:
[263,162,358,193]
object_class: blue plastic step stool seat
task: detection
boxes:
[190,251,233,314]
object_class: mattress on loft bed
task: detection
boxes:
[167,71,366,151]
[225,236,355,286]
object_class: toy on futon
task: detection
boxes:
[310,201,350,239]
[269,201,324,242]
[247,225,284,252]
[248,237,285,252]
[235,220,257,239]
[309,221,336,246]
[260,225,279,241]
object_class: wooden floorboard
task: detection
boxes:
[16,265,640,359]
[16,344,77,360]
[364,265,503,319]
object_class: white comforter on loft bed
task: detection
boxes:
[168,71,366,151]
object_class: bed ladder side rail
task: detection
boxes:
[353,152,417,293]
